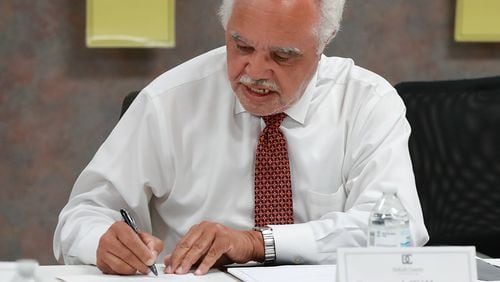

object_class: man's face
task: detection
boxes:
[226,0,321,116]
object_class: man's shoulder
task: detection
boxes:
[144,46,227,98]
[318,55,394,95]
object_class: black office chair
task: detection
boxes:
[395,76,500,257]
[120,91,140,119]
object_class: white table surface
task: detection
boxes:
[1,259,499,281]
[1,264,239,282]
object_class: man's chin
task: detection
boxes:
[235,92,287,116]
[242,104,284,117]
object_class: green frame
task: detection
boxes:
[455,0,500,42]
[86,0,175,48]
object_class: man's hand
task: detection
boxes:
[164,221,264,275]
[96,221,164,275]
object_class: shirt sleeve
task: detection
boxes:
[53,92,169,265]
[272,90,429,264]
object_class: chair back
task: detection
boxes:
[395,76,500,257]
[120,91,140,119]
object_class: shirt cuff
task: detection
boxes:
[66,224,109,265]
[270,223,317,264]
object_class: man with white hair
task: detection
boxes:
[54,0,429,276]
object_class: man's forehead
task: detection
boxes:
[233,0,318,8]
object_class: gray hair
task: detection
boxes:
[218,0,346,53]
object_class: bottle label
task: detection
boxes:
[369,227,412,247]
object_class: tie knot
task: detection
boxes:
[263,113,287,128]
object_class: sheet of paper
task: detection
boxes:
[227,264,337,282]
[57,268,233,282]
[478,258,500,281]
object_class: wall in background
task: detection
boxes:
[0,0,499,264]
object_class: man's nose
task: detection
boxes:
[245,53,273,79]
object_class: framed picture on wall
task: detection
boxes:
[86,0,176,48]
[455,0,500,42]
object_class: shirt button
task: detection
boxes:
[293,256,304,264]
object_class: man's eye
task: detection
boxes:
[272,53,292,63]
[236,45,253,53]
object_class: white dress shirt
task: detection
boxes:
[53,46,429,265]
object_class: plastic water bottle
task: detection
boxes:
[10,259,41,282]
[367,189,412,247]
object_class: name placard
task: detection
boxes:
[337,246,476,282]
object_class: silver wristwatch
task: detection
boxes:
[253,226,276,264]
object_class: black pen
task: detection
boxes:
[120,209,158,276]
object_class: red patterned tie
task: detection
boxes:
[254,113,294,226]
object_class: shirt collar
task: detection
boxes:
[233,59,320,125]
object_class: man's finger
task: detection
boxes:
[107,236,151,274]
[177,228,216,274]
[194,237,228,275]
[116,223,156,266]
[97,256,114,274]
[167,224,204,273]
[139,232,164,256]
[102,251,137,275]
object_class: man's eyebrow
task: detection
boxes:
[270,46,303,56]
[231,32,251,45]
[231,31,302,56]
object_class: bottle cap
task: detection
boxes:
[381,182,398,194]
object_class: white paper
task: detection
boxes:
[227,265,337,282]
[57,268,233,282]
[477,258,500,282]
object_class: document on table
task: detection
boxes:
[477,258,500,281]
[227,264,337,282]
[57,269,232,282]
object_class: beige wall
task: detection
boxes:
[0,0,499,264]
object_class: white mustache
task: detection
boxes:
[239,75,281,93]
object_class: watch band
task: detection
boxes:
[253,226,276,264]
